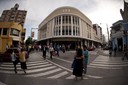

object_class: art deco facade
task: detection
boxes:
[0,4,27,26]
[38,6,102,49]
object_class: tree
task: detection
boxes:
[25,36,32,45]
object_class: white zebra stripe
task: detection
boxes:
[1,62,49,67]
[26,68,62,77]
[0,64,53,70]
[48,71,68,78]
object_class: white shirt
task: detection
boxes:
[11,52,16,62]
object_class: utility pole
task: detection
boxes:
[106,24,109,42]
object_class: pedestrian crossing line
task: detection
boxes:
[89,63,128,67]
[0,64,53,70]
[46,59,103,79]
[0,66,57,74]
[0,61,49,67]
[26,68,62,77]
[88,55,128,69]
[66,75,76,79]
[1,60,47,65]
[53,57,72,63]
[86,75,103,79]
[46,59,72,72]
[66,75,89,80]
[47,71,68,79]
[66,74,102,79]
[91,61,128,64]
[88,65,122,69]
[26,66,57,73]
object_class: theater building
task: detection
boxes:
[38,6,102,49]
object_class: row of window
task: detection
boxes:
[54,15,79,25]
[0,28,20,36]
[54,26,80,36]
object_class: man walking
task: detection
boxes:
[11,51,19,73]
[42,45,47,59]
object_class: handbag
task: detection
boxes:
[71,58,76,68]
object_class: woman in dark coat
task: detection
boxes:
[73,48,84,80]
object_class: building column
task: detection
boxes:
[61,16,62,36]
[79,18,82,36]
[52,19,55,36]
[71,16,73,36]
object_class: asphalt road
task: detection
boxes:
[0,48,128,85]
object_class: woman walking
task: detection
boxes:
[19,49,27,74]
[72,47,84,80]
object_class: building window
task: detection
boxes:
[59,16,61,24]
[62,26,65,35]
[73,26,75,35]
[69,16,71,24]
[69,26,71,35]
[66,26,68,35]
[10,28,20,36]
[59,26,61,35]
[2,28,8,35]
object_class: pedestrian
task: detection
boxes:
[10,50,19,74]
[83,45,89,75]
[109,45,112,57]
[122,44,128,60]
[42,45,47,59]
[114,45,117,56]
[56,44,60,57]
[19,49,27,74]
[6,44,9,50]
[72,48,84,80]
[49,46,54,60]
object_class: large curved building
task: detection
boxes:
[38,6,102,49]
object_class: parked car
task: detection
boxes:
[87,46,95,51]
[3,48,29,61]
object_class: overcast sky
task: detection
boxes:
[0,0,125,40]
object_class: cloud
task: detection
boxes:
[0,0,124,39]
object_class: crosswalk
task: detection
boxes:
[88,55,128,69]
[0,60,102,79]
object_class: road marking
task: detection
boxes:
[0,64,53,70]
[53,57,72,63]
[47,59,72,72]
[88,65,122,69]
[90,63,128,67]
[48,71,68,78]
[1,61,49,67]
[86,75,103,78]
[46,57,103,79]
[27,68,62,77]
[26,66,57,73]
[0,65,56,74]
